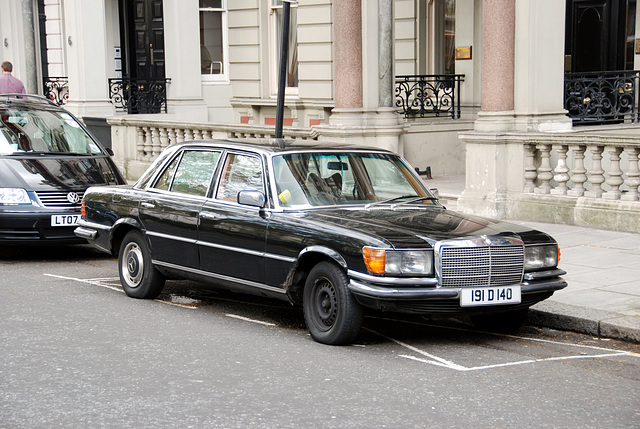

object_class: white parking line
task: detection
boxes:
[44,274,124,293]
[225,314,277,326]
[365,327,632,372]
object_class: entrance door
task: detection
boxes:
[119,0,167,113]
[565,0,628,72]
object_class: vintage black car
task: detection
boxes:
[76,139,566,345]
[0,95,125,243]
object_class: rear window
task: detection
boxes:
[0,107,102,155]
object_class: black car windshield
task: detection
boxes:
[0,108,102,155]
[272,152,436,207]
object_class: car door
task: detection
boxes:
[198,151,269,286]
[139,149,221,268]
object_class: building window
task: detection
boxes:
[199,0,227,80]
[270,0,298,95]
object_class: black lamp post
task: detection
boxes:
[275,0,295,139]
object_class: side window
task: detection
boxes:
[216,153,263,202]
[153,150,221,196]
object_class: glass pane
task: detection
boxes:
[170,151,221,196]
[216,154,263,202]
[200,11,223,74]
[274,6,298,87]
[200,0,222,9]
[444,0,455,74]
[272,153,432,207]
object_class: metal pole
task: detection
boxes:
[275,1,292,139]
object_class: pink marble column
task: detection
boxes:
[334,0,363,109]
[481,0,515,112]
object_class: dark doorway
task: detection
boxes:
[117,0,168,113]
[565,0,632,73]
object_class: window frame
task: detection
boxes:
[199,0,229,83]
[269,0,299,97]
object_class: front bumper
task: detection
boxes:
[347,269,567,315]
[0,209,84,243]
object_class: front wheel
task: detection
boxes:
[118,230,165,299]
[303,261,363,345]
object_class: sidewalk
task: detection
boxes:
[427,175,640,343]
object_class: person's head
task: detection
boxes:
[1,61,13,73]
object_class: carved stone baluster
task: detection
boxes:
[534,144,552,194]
[168,128,177,146]
[142,126,153,161]
[136,126,146,161]
[176,129,184,144]
[622,147,640,201]
[585,145,605,198]
[603,146,623,200]
[568,145,587,197]
[151,127,162,159]
[184,129,194,141]
[159,127,169,150]
[551,144,570,195]
[523,143,537,193]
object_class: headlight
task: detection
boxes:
[362,247,433,276]
[0,188,31,205]
[524,244,559,271]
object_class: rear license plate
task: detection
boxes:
[51,214,80,227]
[460,286,521,307]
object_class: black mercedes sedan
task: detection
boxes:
[0,95,125,243]
[76,139,566,345]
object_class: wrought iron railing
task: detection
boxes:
[395,74,464,119]
[564,70,640,125]
[43,77,69,105]
[108,78,171,114]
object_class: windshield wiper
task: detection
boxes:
[364,195,437,209]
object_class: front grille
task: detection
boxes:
[437,238,524,288]
[36,191,84,208]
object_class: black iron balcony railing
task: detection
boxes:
[564,70,640,125]
[108,78,171,114]
[43,77,69,105]
[395,74,464,119]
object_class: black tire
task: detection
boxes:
[470,308,529,333]
[303,261,363,345]
[118,230,165,299]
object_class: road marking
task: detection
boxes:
[225,314,277,326]
[44,274,124,293]
[365,327,633,372]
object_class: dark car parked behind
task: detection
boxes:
[0,94,125,243]
[76,139,566,345]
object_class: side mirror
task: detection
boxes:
[237,190,266,208]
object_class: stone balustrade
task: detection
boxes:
[524,140,640,202]
[458,130,640,233]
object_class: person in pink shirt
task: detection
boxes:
[0,61,26,94]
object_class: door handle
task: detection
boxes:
[200,211,223,221]
[141,201,155,209]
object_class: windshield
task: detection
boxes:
[0,107,102,155]
[272,152,436,208]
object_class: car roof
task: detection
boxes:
[172,138,395,156]
[0,94,61,110]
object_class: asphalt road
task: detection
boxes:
[1,244,639,428]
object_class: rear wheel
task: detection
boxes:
[470,308,529,333]
[303,261,363,345]
[118,230,165,299]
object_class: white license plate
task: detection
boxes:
[51,214,80,227]
[460,286,521,307]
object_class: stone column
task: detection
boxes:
[21,0,38,93]
[378,0,393,108]
[63,0,113,117]
[333,0,363,109]
[320,0,404,153]
[475,0,515,131]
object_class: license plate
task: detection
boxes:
[460,286,521,307]
[51,214,80,227]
